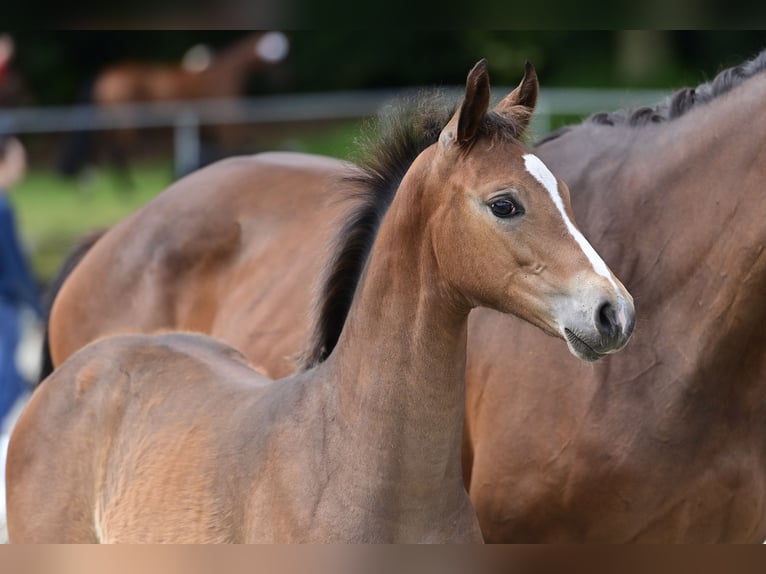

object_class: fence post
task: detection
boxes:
[174,111,201,179]
[531,99,552,138]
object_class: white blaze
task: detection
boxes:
[522,153,620,293]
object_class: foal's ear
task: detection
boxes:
[440,59,491,149]
[493,61,539,136]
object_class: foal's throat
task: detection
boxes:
[325,196,470,488]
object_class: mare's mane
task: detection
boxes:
[537,48,766,145]
[299,91,523,370]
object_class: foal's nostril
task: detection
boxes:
[596,300,619,339]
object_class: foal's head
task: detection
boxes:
[418,60,635,360]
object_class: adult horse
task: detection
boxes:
[92,31,289,105]
[466,51,766,543]
[59,32,290,181]
[43,49,766,542]
[6,61,633,543]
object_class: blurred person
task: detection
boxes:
[0,135,42,428]
[0,33,32,107]
[0,34,11,84]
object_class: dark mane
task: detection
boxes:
[298,91,523,370]
[536,48,766,145]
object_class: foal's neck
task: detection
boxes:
[325,178,470,498]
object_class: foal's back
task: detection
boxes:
[13,331,460,543]
[6,333,298,543]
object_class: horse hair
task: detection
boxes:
[298,91,524,370]
[536,48,766,146]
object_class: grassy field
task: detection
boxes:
[9,122,363,285]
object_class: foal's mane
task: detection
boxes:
[298,91,522,370]
[537,48,766,145]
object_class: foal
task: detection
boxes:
[7,61,633,543]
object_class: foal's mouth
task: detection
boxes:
[564,328,605,362]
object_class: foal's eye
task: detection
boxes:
[489,198,522,218]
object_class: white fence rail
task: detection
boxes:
[0,87,669,176]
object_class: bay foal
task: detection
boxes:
[7,61,633,543]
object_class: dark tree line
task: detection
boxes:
[6,30,766,107]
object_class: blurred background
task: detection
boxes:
[1,30,765,286]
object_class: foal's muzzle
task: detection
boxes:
[595,298,635,350]
[561,293,635,362]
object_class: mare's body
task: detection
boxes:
[467,58,766,542]
[50,152,354,378]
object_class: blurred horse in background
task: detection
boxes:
[43,49,766,541]
[58,32,290,185]
[92,31,289,104]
